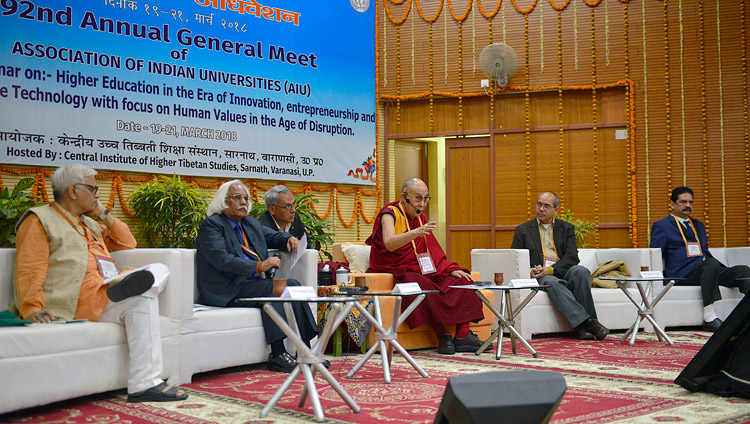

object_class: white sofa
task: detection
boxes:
[653,247,748,328]
[0,247,317,414]
[471,247,747,339]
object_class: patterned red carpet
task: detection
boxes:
[2,331,749,423]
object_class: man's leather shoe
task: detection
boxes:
[267,352,297,373]
[703,318,723,332]
[438,333,456,355]
[454,331,486,353]
[574,324,595,340]
[586,318,610,341]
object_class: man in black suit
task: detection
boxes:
[511,191,609,341]
[195,180,318,372]
[258,185,308,241]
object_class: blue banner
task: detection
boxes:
[0,0,376,184]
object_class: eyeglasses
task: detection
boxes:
[404,192,431,204]
[274,203,295,211]
[75,183,98,195]
[226,194,249,202]
[536,202,555,210]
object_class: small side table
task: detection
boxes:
[239,296,366,422]
[336,290,438,384]
[450,285,549,359]
[599,277,684,346]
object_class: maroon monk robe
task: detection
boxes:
[365,201,484,329]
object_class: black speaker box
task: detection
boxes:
[675,293,750,393]
[434,371,567,424]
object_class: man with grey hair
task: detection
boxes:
[13,163,186,402]
[258,185,308,241]
[196,180,320,373]
[511,191,609,341]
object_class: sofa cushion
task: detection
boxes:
[0,322,126,359]
[182,307,264,334]
[340,243,371,273]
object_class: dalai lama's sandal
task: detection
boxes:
[127,382,188,403]
[106,270,154,302]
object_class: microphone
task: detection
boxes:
[404,196,422,215]
[267,252,281,279]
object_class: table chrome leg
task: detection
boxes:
[260,366,302,418]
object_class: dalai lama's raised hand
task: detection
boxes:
[450,270,473,281]
[286,236,299,252]
[414,221,437,238]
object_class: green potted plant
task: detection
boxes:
[128,175,209,248]
[249,192,335,261]
[0,177,43,247]
[560,209,596,248]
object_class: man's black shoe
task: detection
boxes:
[106,270,154,302]
[574,324,595,340]
[267,352,297,373]
[437,333,455,355]
[322,359,331,368]
[702,318,723,332]
[586,318,610,341]
[454,331,486,353]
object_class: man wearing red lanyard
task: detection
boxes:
[511,192,609,341]
[12,164,187,402]
[650,187,750,332]
[366,178,486,355]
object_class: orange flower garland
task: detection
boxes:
[0,167,382,227]
[449,0,473,128]
[511,0,539,15]
[524,13,532,218]
[590,6,600,247]
[664,0,672,191]
[557,9,565,210]
[742,0,750,244]
[698,0,709,237]
[477,0,503,18]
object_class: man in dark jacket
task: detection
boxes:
[195,180,318,372]
[650,187,750,332]
[511,191,609,341]
[258,185,308,241]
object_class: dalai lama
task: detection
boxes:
[366,178,486,355]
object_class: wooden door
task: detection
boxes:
[446,137,493,268]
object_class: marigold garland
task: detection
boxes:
[742,0,750,244]
[397,24,402,126]
[511,0,539,15]
[547,0,571,12]
[664,0,672,191]
[539,1,545,74]
[384,0,412,24]
[699,0,709,237]
[477,0,503,18]
[642,0,652,244]
[590,6,600,247]
[557,9,565,210]
[678,0,687,185]
[0,167,382,227]
[715,0,727,246]
[524,13,532,218]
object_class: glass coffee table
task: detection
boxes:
[598,276,684,346]
[238,296,367,422]
[332,289,438,384]
[450,284,549,359]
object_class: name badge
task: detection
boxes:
[544,256,558,268]
[686,242,702,257]
[96,255,119,279]
[417,252,437,275]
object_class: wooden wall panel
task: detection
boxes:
[381,0,750,248]
[450,230,492,270]
[447,141,491,226]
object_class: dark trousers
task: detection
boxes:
[228,278,318,345]
[681,258,750,306]
[538,265,598,328]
